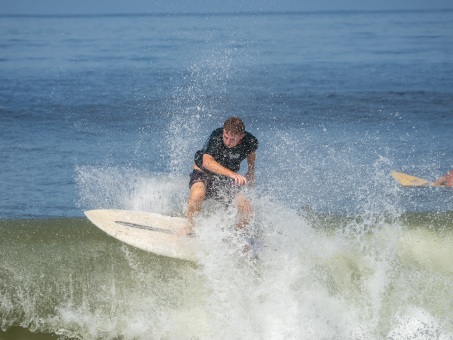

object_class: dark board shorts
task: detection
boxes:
[189,169,240,202]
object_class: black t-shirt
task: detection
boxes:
[194,128,258,173]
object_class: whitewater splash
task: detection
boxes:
[67,164,453,339]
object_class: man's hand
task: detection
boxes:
[230,173,247,186]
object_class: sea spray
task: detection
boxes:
[75,166,187,216]
[164,45,241,175]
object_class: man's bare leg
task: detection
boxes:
[236,192,253,230]
[177,182,206,236]
[182,182,206,234]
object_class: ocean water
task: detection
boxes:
[1,10,453,339]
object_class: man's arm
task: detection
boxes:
[245,151,256,186]
[202,154,247,186]
[433,170,453,186]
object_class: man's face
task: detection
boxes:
[223,129,244,148]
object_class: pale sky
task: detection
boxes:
[1,0,453,15]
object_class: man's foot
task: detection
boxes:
[176,226,195,237]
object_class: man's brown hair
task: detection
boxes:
[223,116,245,136]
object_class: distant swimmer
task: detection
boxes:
[433,170,453,187]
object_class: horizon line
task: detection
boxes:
[1,8,452,18]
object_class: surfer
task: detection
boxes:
[179,116,259,236]
[433,170,453,186]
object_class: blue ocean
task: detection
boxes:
[1,10,453,339]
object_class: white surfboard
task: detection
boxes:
[84,209,196,261]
